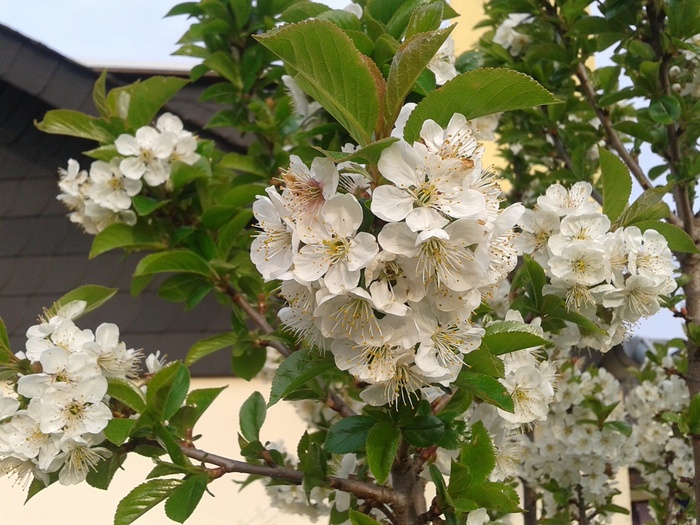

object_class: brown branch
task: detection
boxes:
[181,445,397,505]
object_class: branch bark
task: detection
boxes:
[181,445,398,505]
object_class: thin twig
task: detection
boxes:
[181,445,397,505]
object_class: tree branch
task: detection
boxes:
[181,445,397,505]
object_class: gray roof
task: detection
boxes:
[0,24,247,375]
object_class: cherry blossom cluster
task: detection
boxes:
[516,181,676,352]
[0,301,142,486]
[514,361,635,522]
[252,113,524,407]
[56,113,200,234]
[626,350,694,524]
[492,13,532,57]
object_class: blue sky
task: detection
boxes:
[0,1,685,340]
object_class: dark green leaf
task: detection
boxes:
[459,421,495,483]
[256,20,381,145]
[134,250,212,278]
[463,346,504,378]
[401,415,445,447]
[325,416,377,454]
[48,285,118,319]
[185,333,238,366]
[0,318,11,362]
[86,452,127,490]
[164,475,208,523]
[35,109,115,142]
[649,96,681,125]
[366,421,400,484]
[618,186,671,226]
[269,348,336,406]
[599,147,632,223]
[218,152,267,177]
[302,441,327,498]
[231,344,267,380]
[90,223,166,258]
[689,393,700,434]
[405,2,444,39]
[132,195,171,216]
[93,70,110,118]
[239,391,267,442]
[453,370,513,412]
[404,68,560,143]
[104,418,136,446]
[114,479,182,525]
[107,378,147,413]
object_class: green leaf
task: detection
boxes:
[281,1,331,23]
[218,152,267,177]
[349,510,383,525]
[0,318,12,363]
[383,26,454,131]
[170,159,211,191]
[134,250,213,278]
[86,452,127,490]
[239,391,267,442]
[405,2,444,39]
[90,223,167,258]
[231,344,267,380]
[146,362,191,420]
[316,137,399,165]
[453,370,513,412]
[463,347,504,378]
[301,441,327,498]
[132,195,171,216]
[256,20,381,145]
[35,109,115,142]
[648,96,681,125]
[153,421,188,466]
[114,479,182,525]
[404,68,560,142]
[49,285,118,319]
[185,332,238,366]
[104,418,136,446]
[689,393,700,434]
[366,421,400,485]
[268,348,336,406]
[636,220,700,254]
[108,378,147,413]
[93,70,110,118]
[108,77,189,129]
[164,475,208,523]
[459,421,495,484]
[482,321,549,355]
[599,147,632,223]
[618,186,671,226]
[204,51,242,89]
[325,416,376,454]
[521,255,546,311]
[401,415,445,447]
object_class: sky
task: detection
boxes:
[0,1,685,340]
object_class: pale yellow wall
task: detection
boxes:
[1,378,313,525]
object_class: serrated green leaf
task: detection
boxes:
[366,421,400,485]
[256,20,381,145]
[459,421,495,483]
[25,477,50,503]
[325,416,376,454]
[169,387,227,433]
[522,255,546,311]
[93,70,110,118]
[204,51,242,89]
[453,370,513,412]
[269,348,336,406]
[401,415,445,447]
[280,1,331,23]
[482,321,549,355]
[134,250,212,278]
[185,332,238,366]
[463,346,504,378]
[114,479,182,525]
[35,109,116,142]
[239,391,267,442]
[382,26,454,133]
[405,2,444,39]
[164,475,208,523]
[648,96,681,125]
[404,68,560,142]
[107,77,189,129]
[107,378,147,413]
[349,510,383,525]
[302,441,327,498]
[90,223,167,258]
[40,285,117,324]
[636,220,700,254]
[315,137,399,165]
[170,159,211,191]
[104,418,136,446]
[231,344,267,380]
[618,186,671,226]
[0,318,12,363]
[86,452,127,490]
[132,195,171,216]
[147,362,191,420]
[599,147,632,223]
